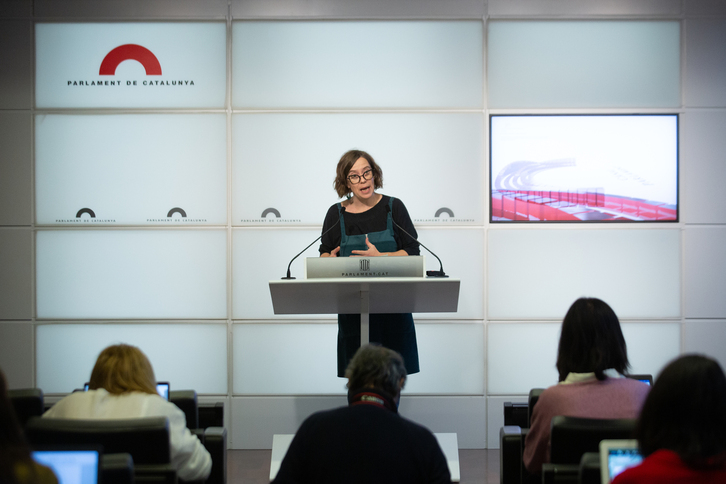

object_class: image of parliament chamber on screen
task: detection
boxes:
[490,114,679,223]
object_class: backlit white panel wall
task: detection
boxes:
[36,115,227,225]
[620,322,680,377]
[684,18,726,107]
[684,227,726,319]
[36,23,226,108]
[233,322,484,395]
[488,21,680,108]
[0,322,34,389]
[232,21,482,108]
[36,324,227,393]
[684,321,726,370]
[405,323,484,394]
[487,0,682,16]
[232,228,320,320]
[232,113,483,225]
[415,228,484,320]
[488,323,560,395]
[233,324,343,394]
[488,322,680,395]
[681,113,726,224]
[488,229,681,319]
[37,230,227,319]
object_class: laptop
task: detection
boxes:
[32,446,101,484]
[599,439,643,483]
[84,381,170,400]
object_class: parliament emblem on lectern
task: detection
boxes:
[360,259,370,271]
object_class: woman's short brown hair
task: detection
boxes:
[333,149,384,199]
[89,344,157,395]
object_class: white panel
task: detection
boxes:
[685,18,726,107]
[684,320,726,370]
[415,228,484,320]
[233,322,485,395]
[36,115,227,225]
[487,396,527,450]
[398,395,487,449]
[405,323,484,394]
[0,322,34,389]
[231,395,485,449]
[36,23,226,108]
[232,113,484,226]
[35,0,228,17]
[0,112,32,225]
[231,396,346,449]
[36,324,227,394]
[487,323,560,395]
[685,227,726,318]
[682,112,726,224]
[232,0,486,18]
[232,21,482,108]
[621,322,680,378]
[488,0,681,16]
[0,229,32,319]
[488,229,681,320]
[233,323,343,394]
[233,228,321,319]
[488,21,680,108]
[36,230,227,319]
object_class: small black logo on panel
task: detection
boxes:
[76,208,96,218]
[360,259,370,271]
[261,208,281,218]
[435,207,455,218]
[167,207,187,218]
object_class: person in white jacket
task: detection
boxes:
[43,344,212,482]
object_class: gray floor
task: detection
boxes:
[227,448,501,483]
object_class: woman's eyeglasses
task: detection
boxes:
[347,169,373,184]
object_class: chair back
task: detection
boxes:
[169,390,198,429]
[9,388,45,427]
[550,416,636,465]
[25,416,171,465]
[527,388,544,427]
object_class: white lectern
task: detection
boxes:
[269,257,460,345]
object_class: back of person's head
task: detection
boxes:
[636,354,726,467]
[345,344,407,397]
[89,344,157,395]
[556,297,629,381]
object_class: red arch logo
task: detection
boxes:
[99,44,162,76]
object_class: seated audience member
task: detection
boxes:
[523,297,650,474]
[43,344,211,482]
[0,368,58,484]
[612,354,726,484]
[273,344,451,484]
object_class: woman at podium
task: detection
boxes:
[319,149,421,377]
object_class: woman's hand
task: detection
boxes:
[351,236,382,257]
[321,246,340,257]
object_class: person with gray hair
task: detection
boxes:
[273,344,451,483]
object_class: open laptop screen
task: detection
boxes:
[600,439,643,483]
[32,448,100,484]
[84,381,170,400]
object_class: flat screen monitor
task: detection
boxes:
[32,447,101,484]
[490,114,678,223]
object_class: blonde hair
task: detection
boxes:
[89,344,157,395]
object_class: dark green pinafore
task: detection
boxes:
[336,197,420,377]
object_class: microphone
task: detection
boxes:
[281,211,342,279]
[387,205,448,278]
